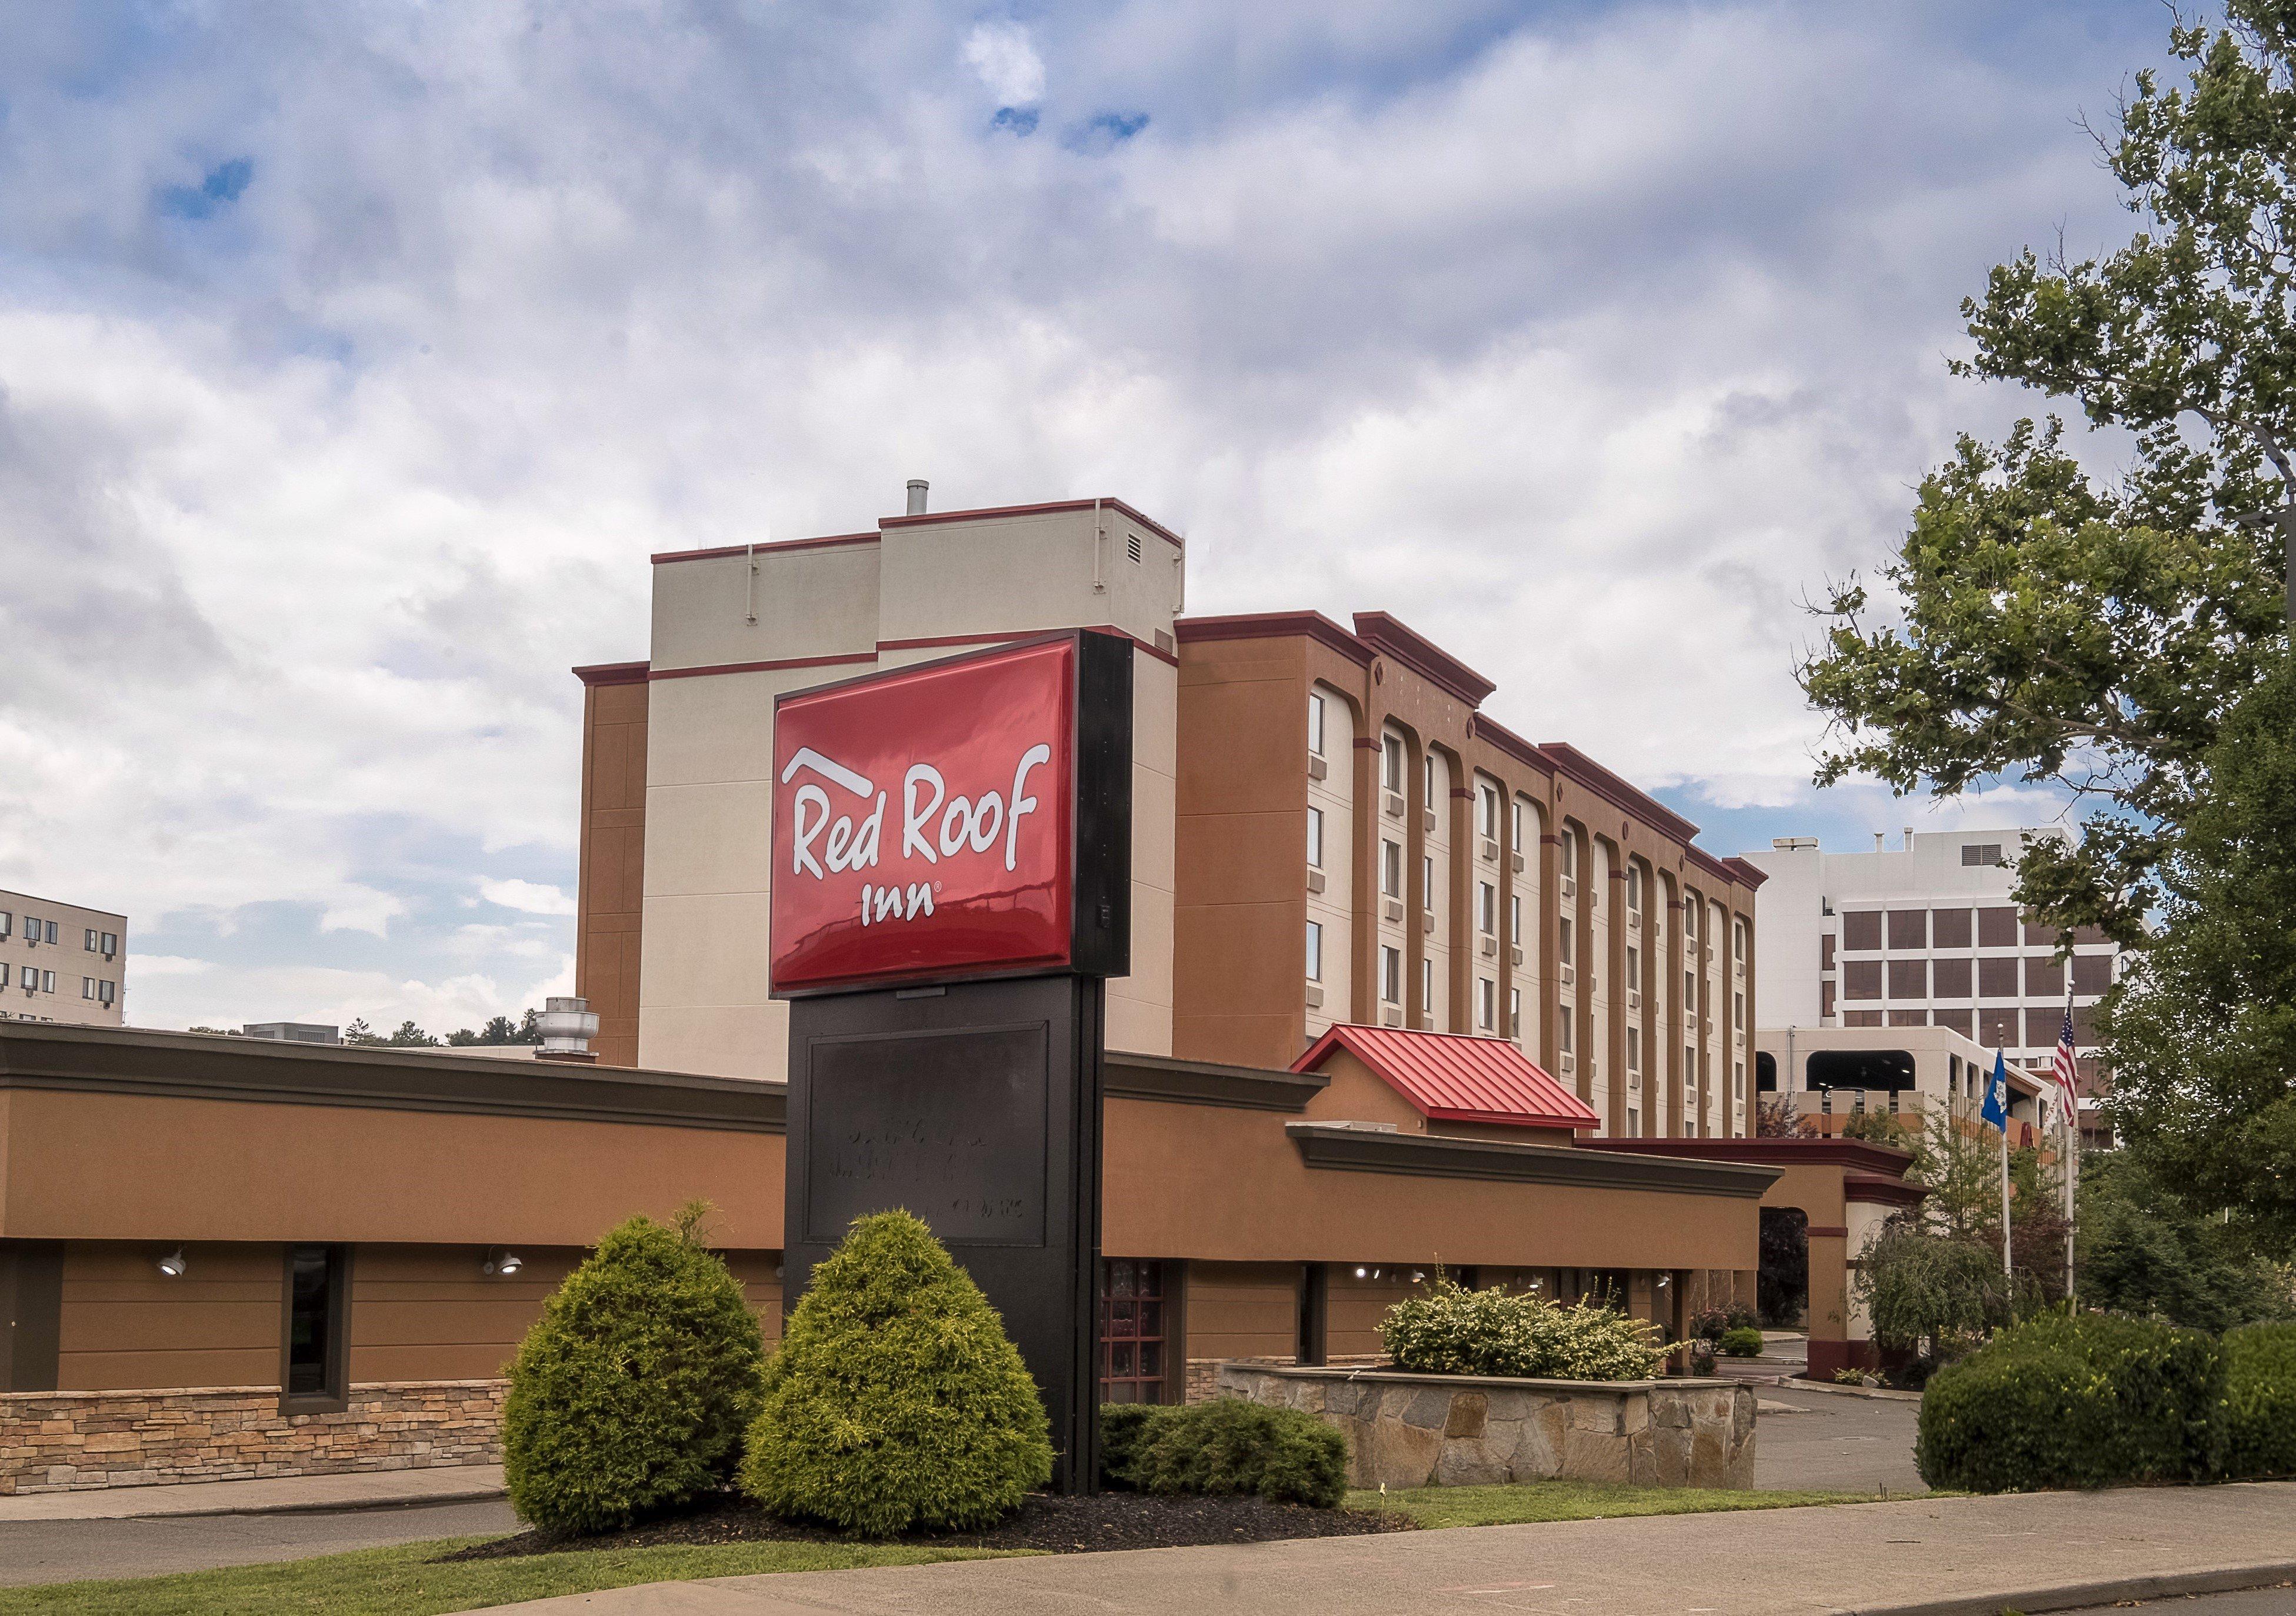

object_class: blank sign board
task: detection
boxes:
[801,1022,1051,1249]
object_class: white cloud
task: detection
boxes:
[479,878,577,917]
[962,21,1045,104]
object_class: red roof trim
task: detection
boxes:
[1722,855,1771,890]
[879,497,1185,551]
[881,627,1178,669]
[1539,742,1702,846]
[651,532,879,566]
[1294,1024,1599,1133]
[1467,714,1556,780]
[1351,612,1497,708]
[648,652,877,682]
[1174,611,1374,668]
[572,661,649,687]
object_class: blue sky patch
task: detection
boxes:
[158,155,254,220]
[991,105,1038,135]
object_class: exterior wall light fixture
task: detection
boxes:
[482,1249,524,1277]
[157,1248,188,1278]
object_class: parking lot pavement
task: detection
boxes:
[2057,1587,2296,1614]
[0,1497,519,1588]
[1752,1382,1927,1494]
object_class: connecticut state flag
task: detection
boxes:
[1981,1049,2011,1134]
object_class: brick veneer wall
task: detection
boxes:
[0,1380,507,1495]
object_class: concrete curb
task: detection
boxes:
[1838,1560,2296,1615]
[152,1482,511,1519]
[1771,1374,1925,1403]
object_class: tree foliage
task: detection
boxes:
[2077,1152,2295,1327]
[1801,2,2296,942]
[2100,650,2296,1257]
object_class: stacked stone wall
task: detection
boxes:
[0,1381,505,1495]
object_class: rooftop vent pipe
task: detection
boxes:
[906,479,929,517]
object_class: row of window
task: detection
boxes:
[1835,1005,2098,1046]
[1838,954,2110,1002]
[0,912,118,957]
[1836,907,2111,954]
[0,964,116,1004]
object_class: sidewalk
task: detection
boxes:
[476,1482,2296,1616]
[0,1462,505,1522]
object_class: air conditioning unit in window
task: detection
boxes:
[1479,837,1499,862]
[1381,1005,1402,1028]
[1479,935,1497,957]
[1561,964,1577,988]
[1307,869,1326,895]
[1561,877,1578,901]
[1382,898,1404,924]
[1307,754,1328,781]
[1560,1052,1577,1074]
[1511,945,1524,967]
[1628,911,1642,931]
[1421,911,1434,934]
[1510,851,1526,874]
[1305,984,1325,1010]
[1421,809,1436,834]
[1383,791,1405,818]
[1628,991,1642,1012]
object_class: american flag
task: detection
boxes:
[2051,1000,2081,1129]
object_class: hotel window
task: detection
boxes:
[1933,957,1972,997]
[1887,960,1925,998]
[1842,911,1882,951]
[1684,968,1696,1006]
[1559,918,1575,965]
[2072,954,2111,996]
[1511,799,1527,851]
[1100,1259,1168,1405]
[1478,784,1498,838]
[1820,933,1836,971]
[2027,956,2064,998]
[1733,990,1745,1025]
[1509,893,1523,941]
[1305,921,1323,982]
[1681,902,1695,941]
[1932,907,1972,948]
[84,928,98,951]
[1977,907,2019,948]
[102,932,116,957]
[39,970,54,994]
[98,980,115,1007]
[1561,833,1578,880]
[0,911,10,938]
[1381,840,1402,898]
[1628,1026,1642,1072]
[1382,734,1405,792]
[1734,1061,1746,1098]
[1843,961,1882,1000]
[0,965,8,987]
[1509,987,1522,1038]
[1627,866,1644,918]
[1478,882,1497,934]
[1478,978,1495,1031]
[1421,855,1433,904]
[1423,755,1435,804]
[281,1245,352,1414]
[1887,909,1926,950]
[1978,957,2020,998]
[1684,1043,1697,1078]
[1626,947,1641,992]
[82,977,95,999]
[1734,917,1748,957]
[1307,692,1327,757]
[1626,1107,1641,1138]
[1821,979,1836,1017]
[1961,842,2003,867]
[1381,947,1402,1004]
[1561,1010,1575,1054]
[1306,807,1324,868]
[1419,957,1433,1009]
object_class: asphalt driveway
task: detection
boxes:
[1752,1383,1926,1494]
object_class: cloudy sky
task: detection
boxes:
[1,2,2177,1034]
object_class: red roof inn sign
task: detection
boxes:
[769,631,1133,996]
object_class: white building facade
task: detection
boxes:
[1740,829,2117,1087]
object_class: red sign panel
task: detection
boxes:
[770,638,1082,994]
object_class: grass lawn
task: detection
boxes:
[0,1535,1025,1616]
[1351,1480,1883,1530]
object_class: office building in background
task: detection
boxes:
[0,888,126,1028]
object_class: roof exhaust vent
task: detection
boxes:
[905,479,929,517]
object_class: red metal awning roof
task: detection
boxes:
[1292,1025,1600,1132]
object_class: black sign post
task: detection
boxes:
[774,631,1132,1495]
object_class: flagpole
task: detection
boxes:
[2063,985,2079,1308]
[1999,1117,2014,1278]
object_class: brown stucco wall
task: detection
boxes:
[0,1088,785,1252]
[575,668,649,1068]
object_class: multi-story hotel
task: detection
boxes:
[576,491,1766,1139]
[0,889,126,1028]
[1741,830,2119,1087]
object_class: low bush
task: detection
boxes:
[1718,1327,1765,1358]
[1381,1277,1665,1381]
[502,1204,765,1535]
[2222,1322,2296,1478]
[1687,1341,1718,1377]
[1688,1301,1764,1342]
[1917,1312,2224,1492]
[740,1210,1052,1537]
[1101,1400,1347,1507]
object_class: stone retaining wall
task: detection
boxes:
[0,1381,507,1495]
[1217,1363,1755,1490]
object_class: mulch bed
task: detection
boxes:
[439,1488,1414,1562]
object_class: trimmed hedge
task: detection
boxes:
[1718,1327,1766,1358]
[502,1205,765,1535]
[2223,1322,2296,1479]
[1917,1312,2225,1492]
[740,1211,1052,1536]
[1381,1277,1665,1381]
[1100,1399,1348,1507]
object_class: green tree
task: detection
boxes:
[342,1018,386,1045]
[384,1019,439,1047]
[518,1007,543,1045]
[1800,2,2296,943]
[2077,1152,2295,1328]
[2101,651,2296,1255]
[478,1014,521,1045]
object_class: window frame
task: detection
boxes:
[1307,691,1327,758]
[278,1244,353,1415]
[1306,806,1324,869]
[1305,920,1323,983]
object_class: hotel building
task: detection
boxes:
[0,889,126,1029]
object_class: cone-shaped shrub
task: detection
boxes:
[741,1209,1053,1536]
[502,1204,764,1534]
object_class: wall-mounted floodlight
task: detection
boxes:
[157,1248,188,1278]
[482,1249,524,1277]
